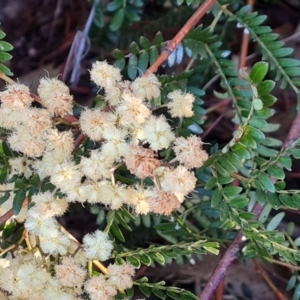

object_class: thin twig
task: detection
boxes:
[238,0,253,70]
[0,72,15,85]
[203,74,220,91]
[239,29,250,69]
[265,257,300,271]
[253,259,287,300]
[74,133,86,149]
[201,112,225,140]
[205,99,230,114]
[145,0,216,75]
[29,93,43,105]
[215,278,224,300]
[199,230,244,300]
[64,114,79,123]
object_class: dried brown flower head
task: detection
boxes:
[125,145,161,179]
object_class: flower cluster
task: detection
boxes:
[0,61,208,217]
[0,252,135,300]
[0,60,208,299]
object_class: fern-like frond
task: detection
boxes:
[182,25,249,122]
[221,4,300,107]
[113,240,218,268]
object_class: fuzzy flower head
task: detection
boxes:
[79,181,109,204]
[95,182,129,209]
[80,149,114,181]
[6,263,50,299]
[161,166,197,197]
[0,262,14,293]
[43,128,74,159]
[43,278,75,300]
[31,152,72,180]
[173,136,208,169]
[0,107,24,129]
[147,191,181,215]
[31,191,69,218]
[0,83,33,109]
[116,90,151,126]
[40,229,70,255]
[101,127,130,161]
[82,230,113,261]
[37,77,73,117]
[104,80,131,107]
[131,73,161,101]
[50,92,73,117]
[167,90,195,118]
[142,115,175,151]
[37,77,70,102]
[68,241,88,266]
[107,263,135,290]
[24,209,58,236]
[8,129,46,157]
[9,156,33,178]
[55,257,86,289]
[104,84,122,106]
[125,145,160,179]
[65,183,86,203]
[50,160,83,193]
[79,109,117,141]
[90,61,122,89]
[23,107,52,135]
[126,186,155,215]
[84,275,117,300]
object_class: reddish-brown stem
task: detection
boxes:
[29,93,43,105]
[0,197,28,225]
[215,277,224,300]
[239,32,250,70]
[199,230,244,300]
[238,0,253,69]
[64,114,79,123]
[74,132,86,149]
[145,0,216,75]
[253,259,288,300]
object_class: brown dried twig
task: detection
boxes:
[145,0,216,75]
[253,259,288,300]
[238,0,254,70]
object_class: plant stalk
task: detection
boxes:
[145,0,216,75]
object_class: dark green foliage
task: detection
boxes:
[223,4,300,107]
[112,32,164,79]
[0,28,13,75]
[134,277,198,300]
